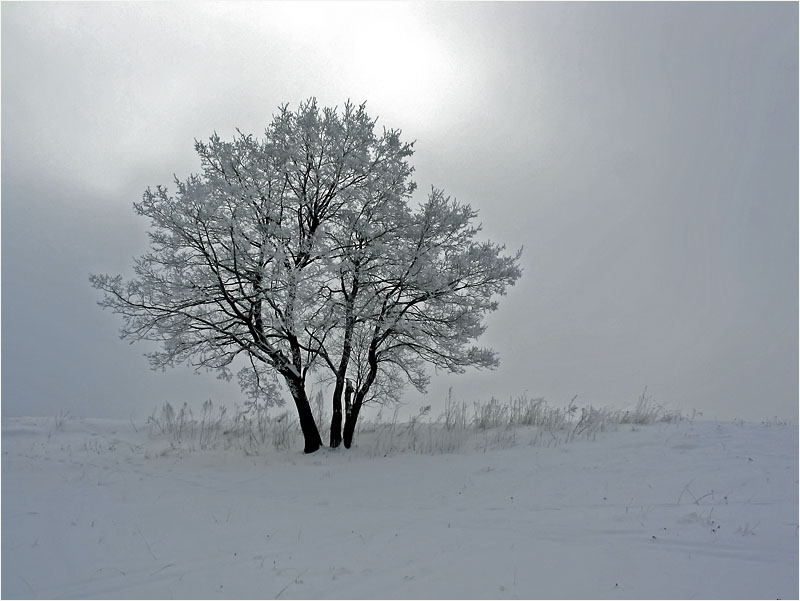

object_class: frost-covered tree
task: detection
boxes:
[92,98,521,453]
[337,187,523,447]
[91,99,414,453]
[314,180,415,447]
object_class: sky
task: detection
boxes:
[2,2,797,423]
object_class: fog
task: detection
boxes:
[2,2,797,423]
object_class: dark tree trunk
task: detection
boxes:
[329,380,344,448]
[343,342,377,449]
[342,395,363,449]
[253,277,321,453]
[330,267,359,448]
[285,375,322,453]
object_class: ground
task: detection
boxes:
[2,416,797,599]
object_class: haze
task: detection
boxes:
[2,2,797,423]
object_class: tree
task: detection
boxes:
[336,187,523,447]
[91,99,414,453]
[313,177,415,446]
[91,98,521,453]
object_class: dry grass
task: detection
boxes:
[145,388,683,457]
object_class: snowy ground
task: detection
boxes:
[2,416,797,599]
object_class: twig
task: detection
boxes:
[275,567,309,599]
[677,481,695,505]
[135,526,158,560]
[150,563,175,577]
[695,491,713,505]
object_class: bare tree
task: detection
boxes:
[91,99,520,453]
[91,99,413,453]
[314,182,415,446]
[339,187,524,447]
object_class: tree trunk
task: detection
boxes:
[342,396,363,449]
[330,268,358,448]
[285,375,322,453]
[253,275,321,453]
[343,330,379,449]
[329,379,343,448]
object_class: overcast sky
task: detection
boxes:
[2,2,797,423]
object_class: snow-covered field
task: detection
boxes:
[2,415,797,599]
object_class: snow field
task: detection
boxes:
[2,416,797,599]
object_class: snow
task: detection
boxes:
[2,416,797,599]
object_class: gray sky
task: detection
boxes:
[2,2,797,423]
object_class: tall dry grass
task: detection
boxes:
[145,388,682,457]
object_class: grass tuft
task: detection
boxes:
[144,388,683,457]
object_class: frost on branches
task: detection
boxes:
[90,98,522,453]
